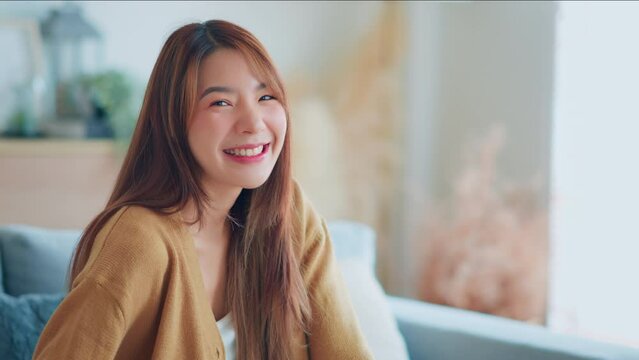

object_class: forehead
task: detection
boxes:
[197,48,262,91]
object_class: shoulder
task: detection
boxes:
[99,205,176,256]
[111,205,172,230]
[76,205,176,286]
[290,180,329,255]
[291,180,321,236]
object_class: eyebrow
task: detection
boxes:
[199,82,267,100]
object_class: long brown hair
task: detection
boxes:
[69,20,311,359]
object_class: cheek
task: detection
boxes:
[187,112,227,155]
[266,106,287,142]
[187,116,208,153]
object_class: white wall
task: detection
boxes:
[550,2,639,347]
[396,1,442,297]
[399,2,556,298]
[433,2,556,200]
[79,1,382,84]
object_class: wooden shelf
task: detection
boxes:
[0,138,122,228]
[0,138,117,157]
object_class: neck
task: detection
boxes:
[182,179,242,243]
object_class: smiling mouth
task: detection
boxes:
[223,143,269,157]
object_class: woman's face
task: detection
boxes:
[188,48,287,191]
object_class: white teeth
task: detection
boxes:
[225,145,265,157]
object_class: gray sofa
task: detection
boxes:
[1,224,638,360]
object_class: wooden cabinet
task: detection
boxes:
[0,139,122,229]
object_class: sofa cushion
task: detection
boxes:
[0,243,4,293]
[338,258,410,360]
[0,226,80,296]
[328,221,376,271]
[328,221,409,360]
[0,292,64,360]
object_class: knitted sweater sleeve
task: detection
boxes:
[33,206,170,359]
[294,182,374,359]
[32,277,126,359]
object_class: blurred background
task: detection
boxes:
[1,0,637,350]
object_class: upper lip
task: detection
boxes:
[223,142,269,150]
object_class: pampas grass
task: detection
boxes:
[321,2,407,286]
[289,2,407,286]
[290,96,348,221]
[418,126,548,324]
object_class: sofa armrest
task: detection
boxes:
[387,296,639,360]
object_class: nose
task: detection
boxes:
[235,101,266,134]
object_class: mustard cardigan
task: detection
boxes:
[33,183,373,359]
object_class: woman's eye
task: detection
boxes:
[210,100,230,107]
[259,95,276,101]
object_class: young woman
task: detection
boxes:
[33,20,372,360]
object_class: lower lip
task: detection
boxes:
[223,144,269,164]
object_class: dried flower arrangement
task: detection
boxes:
[418,127,548,324]
[319,2,406,287]
[288,2,407,287]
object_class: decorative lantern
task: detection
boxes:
[40,3,103,136]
